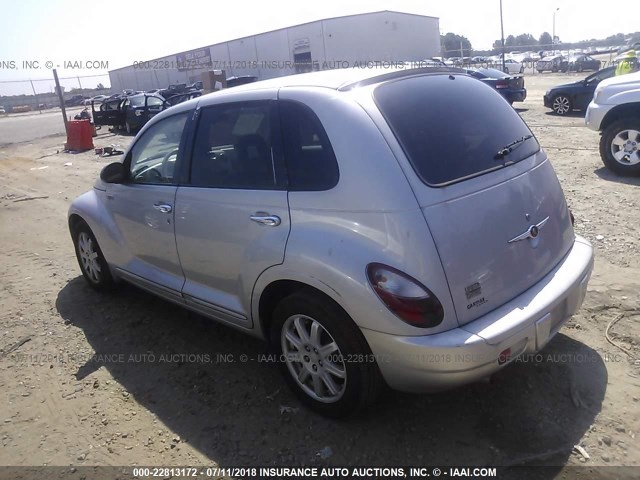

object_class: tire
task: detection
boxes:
[270,291,383,417]
[72,221,114,291]
[552,95,572,116]
[519,66,524,74]
[503,68,509,74]
[599,118,640,176]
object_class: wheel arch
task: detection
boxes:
[255,277,350,344]
[600,103,640,132]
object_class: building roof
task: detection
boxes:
[109,10,438,73]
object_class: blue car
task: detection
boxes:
[465,68,526,105]
[543,67,616,115]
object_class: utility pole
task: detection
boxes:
[29,80,41,114]
[500,0,506,72]
[553,8,560,46]
[53,69,68,134]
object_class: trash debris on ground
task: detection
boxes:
[279,405,299,415]
[573,444,590,460]
[316,446,333,459]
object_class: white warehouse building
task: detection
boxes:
[108,10,441,92]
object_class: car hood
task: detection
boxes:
[598,70,640,89]
[550,81,582,91]
[594,71,640,104]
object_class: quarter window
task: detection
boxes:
[190,102,278,189]
[128,112,188,184]
[279,101,339,191]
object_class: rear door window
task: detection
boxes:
[374,74,539,186]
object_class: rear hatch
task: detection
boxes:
[374,73,574,326]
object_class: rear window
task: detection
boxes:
[374,74,539,186]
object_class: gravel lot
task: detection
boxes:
[0,72,638,478]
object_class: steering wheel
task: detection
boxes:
[159,148,179,180]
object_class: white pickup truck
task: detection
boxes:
[585,71,640,175]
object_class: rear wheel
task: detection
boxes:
[599,118,640,175]
[72,221,114,291]
[270,291,383,417]
[552,95,572,115]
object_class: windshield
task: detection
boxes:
[374,74,539,186]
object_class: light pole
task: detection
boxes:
[500,0,506,72]
[552,7,560,46]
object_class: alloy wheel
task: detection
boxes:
[77,231,102,283]
[281,314,347,403]
[611,129,640,166]
[553,96,571,115]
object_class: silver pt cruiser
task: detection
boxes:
[69,67,594,417]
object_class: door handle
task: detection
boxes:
[250,213,281,226]
[153,203,173,213]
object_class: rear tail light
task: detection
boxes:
[496,80,509,89]
[366,263,444,328]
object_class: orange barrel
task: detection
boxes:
[65,120,94,151]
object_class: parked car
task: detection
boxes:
[226,76,258,88]
[69,67,593,417]
[92,93,166,134]
[0,105,5,114]
[585,71,640,175]
[501,58,524,74]
[465,68,526,105]
[84,95,109,106]
[544,67,616,116]
[65,95,87,107]
[561,55,601,73]
[537,55,565,73]
[163,89,203,107]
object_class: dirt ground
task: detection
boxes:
[0,72,638,477]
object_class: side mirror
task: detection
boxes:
[100,162,126,183]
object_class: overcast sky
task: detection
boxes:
[0,0,634,86]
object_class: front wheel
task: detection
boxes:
[72,221,114,291]
[270,291,383,417]
[552,95,572,115]
[599,118,640,175]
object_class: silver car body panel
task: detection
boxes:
[363,236,593,392]
[69,68,594,392]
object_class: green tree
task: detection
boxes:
[505,35,516,48]
[440,32,472,57]
[515,34,537,50]
[539,32,553,47]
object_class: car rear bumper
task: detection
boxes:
[362,235,594,393]
[504,89,527,103]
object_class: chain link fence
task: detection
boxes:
[0,73,112,114]
[440,41,629,72]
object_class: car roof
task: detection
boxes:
[211,66,462,94]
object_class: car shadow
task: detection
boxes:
[543,111,586,119]
[56,278,607,476]
[594,167,640,186]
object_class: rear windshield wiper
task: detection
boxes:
[495,134,534,159]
